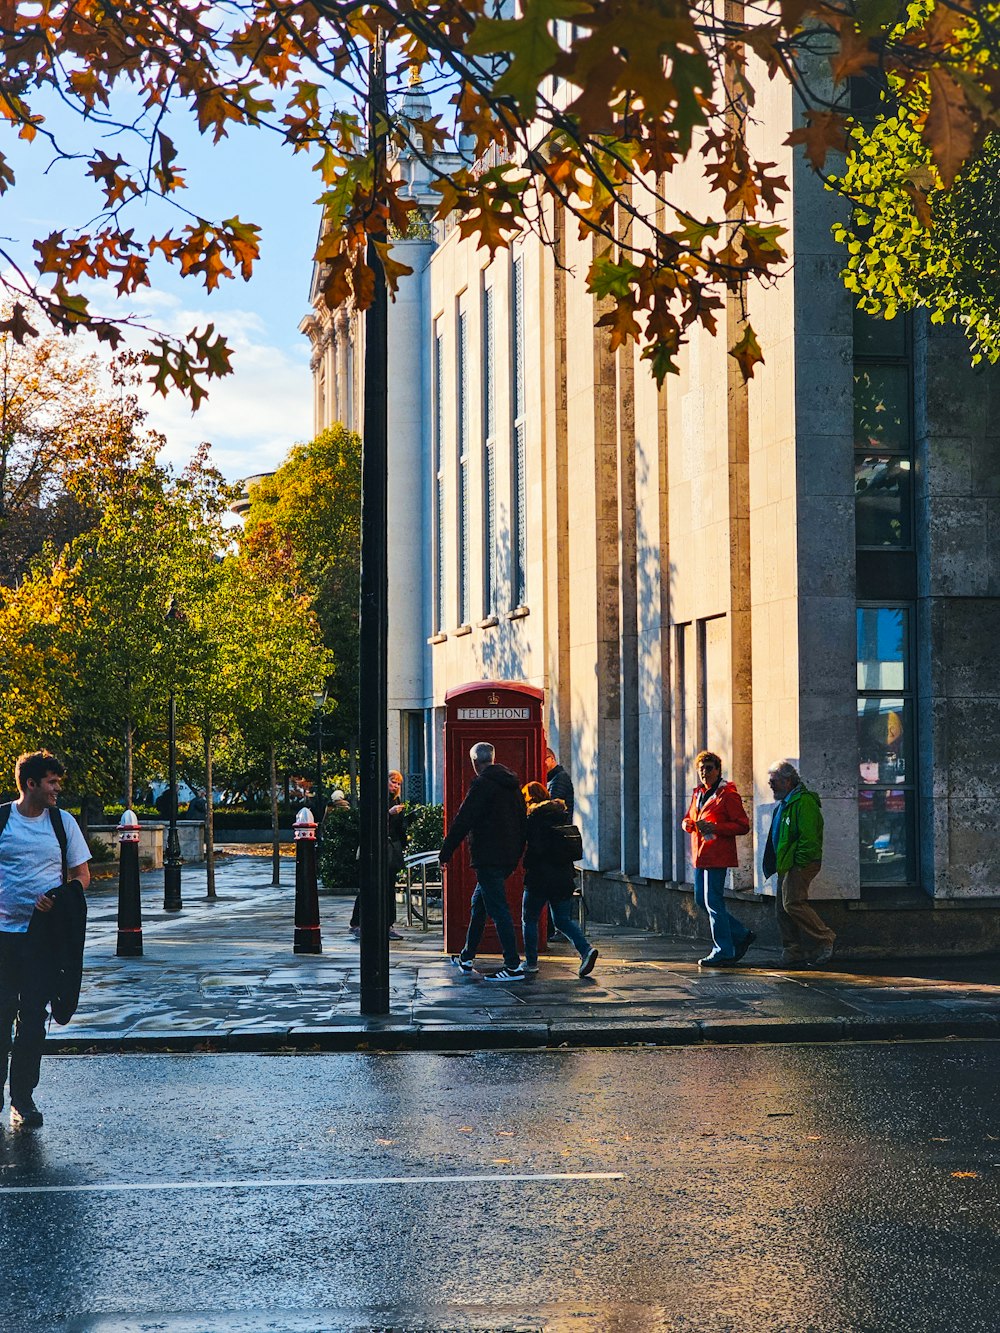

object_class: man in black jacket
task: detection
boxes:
[441,742,527,982]
[545,748,575,819]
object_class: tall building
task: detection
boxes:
[304,83,1000,955]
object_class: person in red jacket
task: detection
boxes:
[682,751,754,968]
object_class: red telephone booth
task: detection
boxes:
[443,681,546,956]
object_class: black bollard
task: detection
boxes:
[293,807,322,954]
[116,809,143,957]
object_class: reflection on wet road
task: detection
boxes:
[2,1042,998,1332]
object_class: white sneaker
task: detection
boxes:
[522,962,540,974]
[484,966,526,982]
[812,941,836,966]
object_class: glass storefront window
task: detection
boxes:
[857,607,908,690]
[858,696,909,784]
[857,605,916,887]
[854,364,910,453]
[858,788,914,883]
[855,455,912,547]
[853,307,907,358]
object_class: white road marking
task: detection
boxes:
[0,1170,624,1196]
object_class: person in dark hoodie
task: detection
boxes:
[440,742,527,982]
[521,782,598,978]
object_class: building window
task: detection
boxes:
[433,325,445,634]
[483,283,497,618]
[511,254,527,606]
[857,605,916,886]
[854,305,918,890]
[457,306,470,626]
[854,309,913,549]
[402,710,426,805]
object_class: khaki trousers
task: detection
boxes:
[776,861,835,956]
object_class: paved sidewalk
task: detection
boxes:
[57,855,1000,1052]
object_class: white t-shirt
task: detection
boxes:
[0,806,91,933]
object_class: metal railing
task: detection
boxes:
[400,849,443,932]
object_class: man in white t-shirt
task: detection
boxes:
[0,751,91,1128]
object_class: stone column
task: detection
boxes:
[540,205,572,764]
[727,288,754,889]
[335,307,350,427]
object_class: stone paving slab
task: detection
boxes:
[53,854,1000,1052]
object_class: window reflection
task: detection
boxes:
[858,789,913,883]
[857,606,915,887]
[858,697,908,784]
[854,365,910,453]
[857,607,907,690]
[855,455,912,547]
[853,308,906,358]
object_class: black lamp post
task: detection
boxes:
[312,689,327,820]
[358,26,391,1017]
[163,595,184,912]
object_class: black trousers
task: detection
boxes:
[350,886,397,929]
[0,923,50,1105]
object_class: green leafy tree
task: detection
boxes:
[163,447,239,895]
[62,443,232,803]
[220,532,334,885]
[0,327,155,585]
[833,104,1000,361]
[244,425,362,757]
[0,560,78,791]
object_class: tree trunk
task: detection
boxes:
[269,741,280,887]
[204,722,216,899]
[125,718,134,807]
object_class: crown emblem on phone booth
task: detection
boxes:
[487,691,500,705]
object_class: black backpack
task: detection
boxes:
[546,821,583,864]
[0,801,69,882]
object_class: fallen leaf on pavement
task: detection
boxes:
[952,1171,978,1178]
[374,1138,395,1146]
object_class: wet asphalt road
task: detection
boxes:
[1,1041,999,1333]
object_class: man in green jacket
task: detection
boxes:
[762,760,836,967]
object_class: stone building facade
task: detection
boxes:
[303,81,1000,955]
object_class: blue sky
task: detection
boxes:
[2,98,323,482]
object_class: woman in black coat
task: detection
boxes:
[520,781,598,978]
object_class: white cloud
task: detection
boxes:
[84,282,314,482]
[1,268,315,484]
[136,311,314,481]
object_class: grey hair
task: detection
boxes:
[768,760,800,785]
[470,742,495,769]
